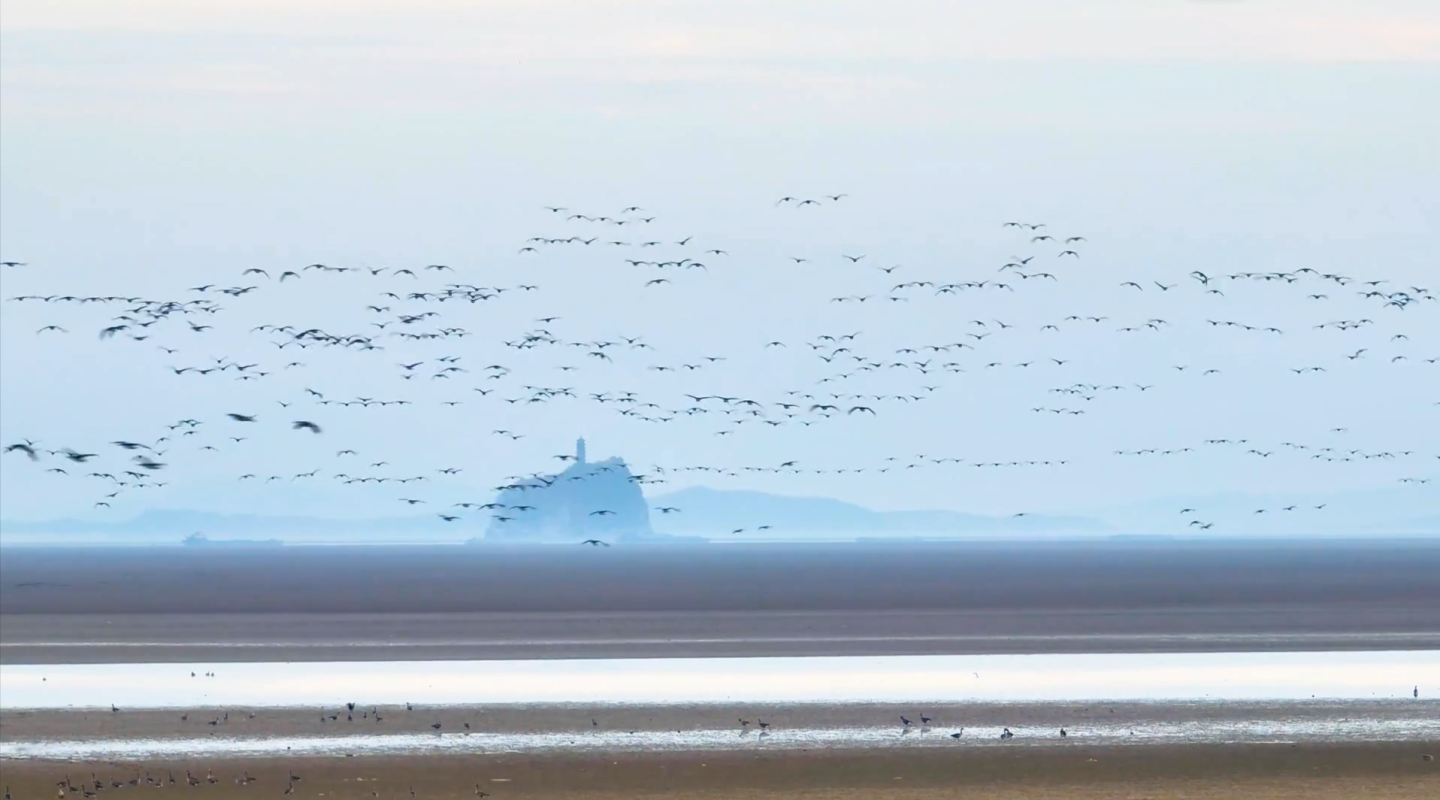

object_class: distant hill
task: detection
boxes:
[645,486,1107,536]
[0,508,437,537]
[6,484,1431,543]
[1089,485,1440,535]
[0,490,1104,543]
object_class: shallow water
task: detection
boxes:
[2,651,1435,710]
[4,714,1439,761]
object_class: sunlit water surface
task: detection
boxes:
[3,651,1434,708]
[3,651,1436,760]
[6,715,1440,761]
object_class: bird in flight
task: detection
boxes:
[7,197,1430,553]
[4,442,40,461]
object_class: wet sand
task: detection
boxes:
[5,700,1438,744]
[2,743,1436,798]
[5,542,1440,663]
[6,544,1438,795]
[9,610,1439,664]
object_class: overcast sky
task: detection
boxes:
[1,0,1437,522]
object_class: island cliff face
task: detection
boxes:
[483,438,655,541]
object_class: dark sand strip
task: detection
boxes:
[7,542,1440,615]
[2,743,1436,798]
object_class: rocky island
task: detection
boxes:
[477,438,663,542]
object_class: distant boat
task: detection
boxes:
[182,532,282,547]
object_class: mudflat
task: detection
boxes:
[2,743,1436,799]
[4,541,1439,663]
[8,700,1437,742]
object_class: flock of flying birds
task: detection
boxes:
[2,193,1436,539]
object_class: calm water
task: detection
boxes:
[2,651,1434,709]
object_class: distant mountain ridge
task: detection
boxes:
[646,486,1106,535]
[0,489,1104,540]
[4,484,1434,541]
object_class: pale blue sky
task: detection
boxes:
[1,1,1437,523]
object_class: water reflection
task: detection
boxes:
[2,651,1434,709]
[3,714,1438,761]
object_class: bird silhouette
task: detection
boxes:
[2,193,1431,551]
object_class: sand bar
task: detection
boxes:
[1,743,1436,799]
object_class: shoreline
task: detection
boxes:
[6,699,1436,745]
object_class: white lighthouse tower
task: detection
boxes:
[575,437,587,465]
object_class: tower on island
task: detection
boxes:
[575,437,587,465]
